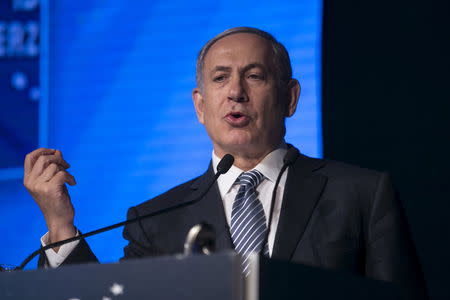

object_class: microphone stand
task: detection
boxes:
[259,147,299,256]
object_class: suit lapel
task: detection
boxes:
[184,164,234,252]
[272,154,327,261]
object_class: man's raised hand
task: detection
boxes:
[23,148,77,249]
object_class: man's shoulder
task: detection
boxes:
[297,153,386,184]
[132,173,207,214]
[296,154,393,207]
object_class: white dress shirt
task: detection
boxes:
[42,144,289,265]
[41,231,80,268]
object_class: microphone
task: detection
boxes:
[17,154,235,270]
[282,147,300,166]
[260,147,299,255]
[183,222,216,256]
[216,153,235,175]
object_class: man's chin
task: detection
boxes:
[222,136,254,148]
[216,139,264,155]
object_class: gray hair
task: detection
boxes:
[195,27,293,90]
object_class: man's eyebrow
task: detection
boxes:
[209,63,267,77]
[243,63,267,72]
[210,66,232,74]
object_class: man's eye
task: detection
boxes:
[248,74,265,80]
[213,75,227,82]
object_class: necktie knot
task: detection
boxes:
[235,169,264,190]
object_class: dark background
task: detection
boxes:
[322,0,450,299]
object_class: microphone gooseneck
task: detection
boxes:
[260,147,299,256]
[17,154,235,271]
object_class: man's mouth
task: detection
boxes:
[225,112,250,127]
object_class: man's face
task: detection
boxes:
[193,33,299,158]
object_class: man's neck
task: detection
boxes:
[214,142,285,171]
[231,155,268,171]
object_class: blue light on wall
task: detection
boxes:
[0,0,322,267]
[0,0,41,180]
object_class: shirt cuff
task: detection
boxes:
[40,230,80,268]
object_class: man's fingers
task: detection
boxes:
[49,170,76,186]
[67,173,76,186]
[54,149,64,159]
[24,148,56,177]
[38,163,61,182]
[28,154,70,180]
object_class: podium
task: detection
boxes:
[0,252,403,299]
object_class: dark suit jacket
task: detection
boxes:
[39,152,427,299]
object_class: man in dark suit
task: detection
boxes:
[24,27,426,299]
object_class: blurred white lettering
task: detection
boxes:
[13,0,39,11]
[0,21,39,57]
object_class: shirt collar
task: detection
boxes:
[212,142,288,196]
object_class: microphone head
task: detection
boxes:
[183,222,216,256]
[216,154,234,174]
[283,147,300,165]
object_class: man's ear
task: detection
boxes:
[192,88,205,124]
[285,79,301,117]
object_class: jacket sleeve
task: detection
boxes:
[365,173,428,300]
[121,206,156,261]
[37,237,98,268]
[37,205,154,268]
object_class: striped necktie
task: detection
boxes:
[230,169,269,275]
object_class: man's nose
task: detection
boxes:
[227,77,248,102]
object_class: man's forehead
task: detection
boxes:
[212,32,271,46]
[203,33,273,68]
